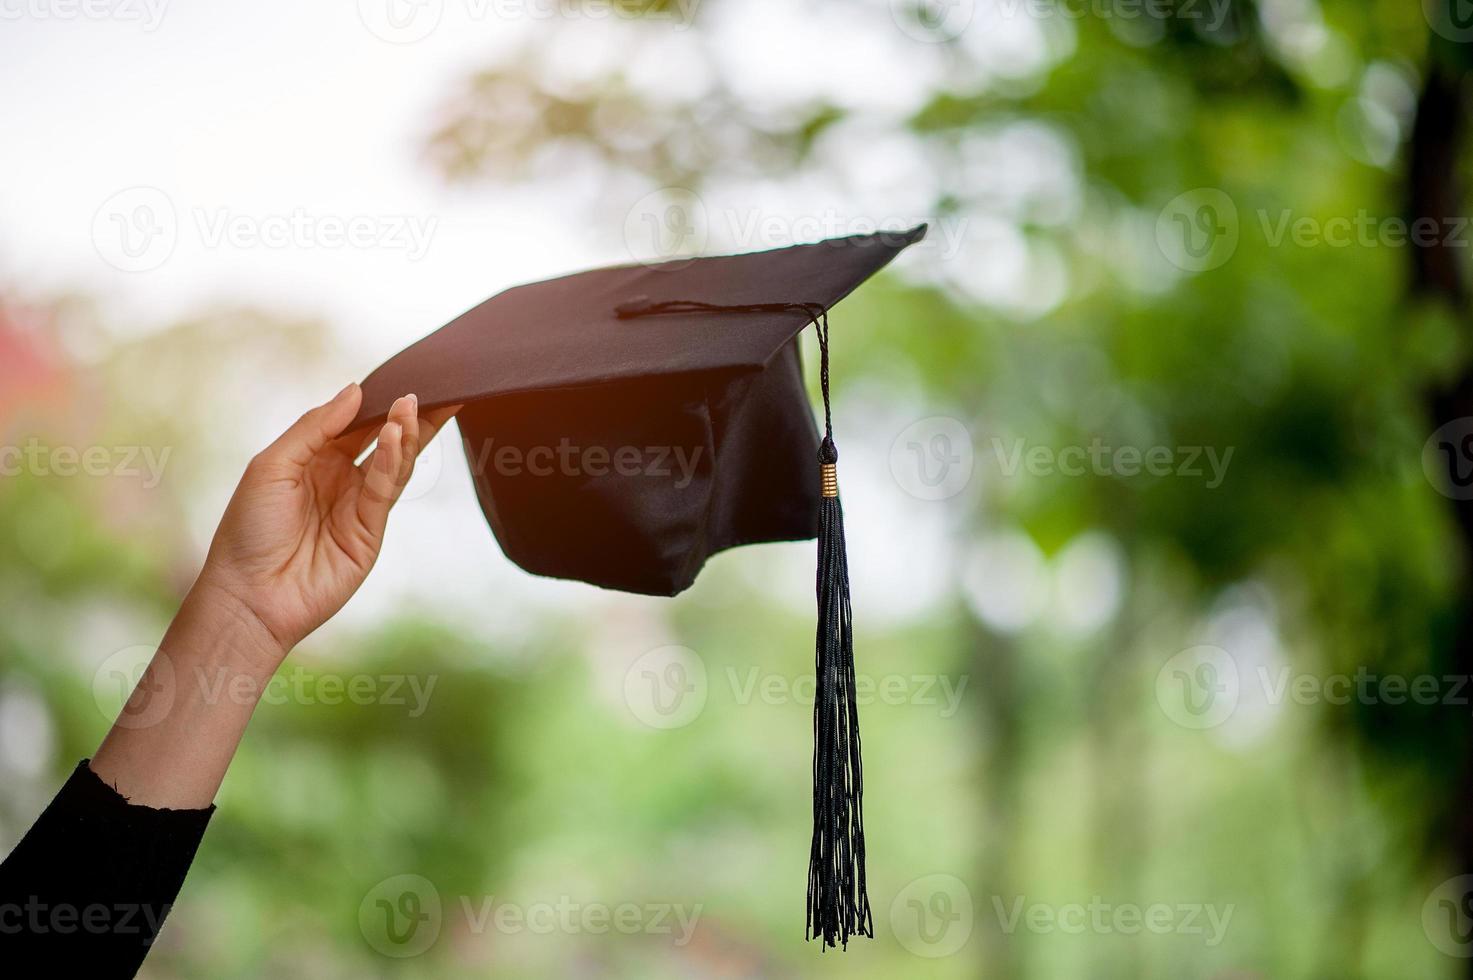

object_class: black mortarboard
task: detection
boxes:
[349,223,928,948]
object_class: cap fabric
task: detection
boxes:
[349,224,926,597]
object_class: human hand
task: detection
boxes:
[191,383,459,663]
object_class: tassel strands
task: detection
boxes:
[805,308,871,950]
[612,297,872,948]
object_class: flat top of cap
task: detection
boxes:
[351,223,927,429]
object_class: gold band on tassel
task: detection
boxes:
[820,463,839,498]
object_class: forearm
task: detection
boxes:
[0,584,255,973]
[0,386,433,977]
[91,581,287,809]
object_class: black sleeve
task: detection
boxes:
[0,759,215,978]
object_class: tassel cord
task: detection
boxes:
[615,295,872,949]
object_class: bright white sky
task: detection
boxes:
[0,3,579,335]
[0,0,1006,652]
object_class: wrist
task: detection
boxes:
[90,572,292,808]
[173,576,291,678]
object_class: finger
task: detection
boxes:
[342,400,462,553]
[258,383,363,469]
[358,393,418,476]
[333,400,460,462]
[396,395,421,485]
[355,418,405,542]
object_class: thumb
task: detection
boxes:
[258,383,364,469]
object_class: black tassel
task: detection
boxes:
[611,296,873,946]
[805,317,872,950]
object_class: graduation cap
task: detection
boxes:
[350,223,928,948]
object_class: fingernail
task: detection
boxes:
[380,422,401,455]
[335,382,358,401]
[407,393,418,411]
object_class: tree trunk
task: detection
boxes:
[1407,55,1473,980]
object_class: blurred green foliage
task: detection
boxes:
[7,0,1473,977]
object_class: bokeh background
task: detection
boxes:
[4,0,1473,976]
